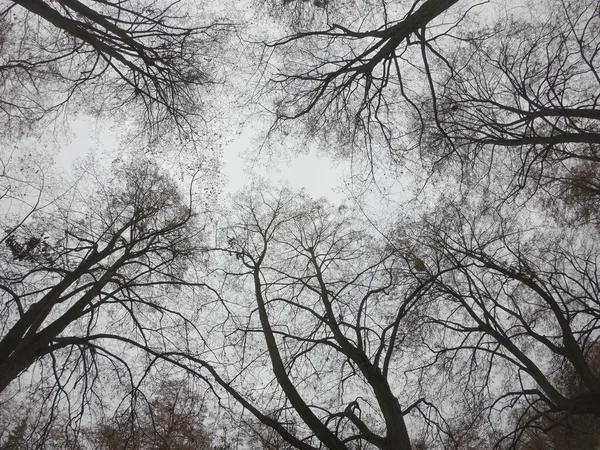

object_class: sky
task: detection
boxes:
[52,115,348,205]
[221,132,347,202]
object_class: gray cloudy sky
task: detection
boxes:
[52,114,347,203]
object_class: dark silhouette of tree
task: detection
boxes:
[414,0,600,202]
[396,197,600,448]
[254,0,600,441]
[0,156,207,431]
[510,346,600,449]
[0,0,229,136]
[265,0,599,209]
[198,188,459,450]
[87,379,212,450]
[263,0,467,152]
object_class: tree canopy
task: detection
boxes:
[1,0,600,449]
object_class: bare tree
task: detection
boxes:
[86,378,212,450]
[397,197,600,448]
[263,0,599,208]
[512,349,600,450]
[261,0,472,153]
[0,0,229,136]
[0,156,208,435]
[194,188,464,450]
[414,0,600,201]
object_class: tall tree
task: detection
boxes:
[0,156,207,428]
[0,0,229,136]
[263,0,464,153]
[265,0,599,206]
[415,0,600,203]
[200,188,459,450]
[87,378,212,450]
[396,197,600,447]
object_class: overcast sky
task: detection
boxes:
[52,114,348,205]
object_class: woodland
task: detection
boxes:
[0,0,599,448]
